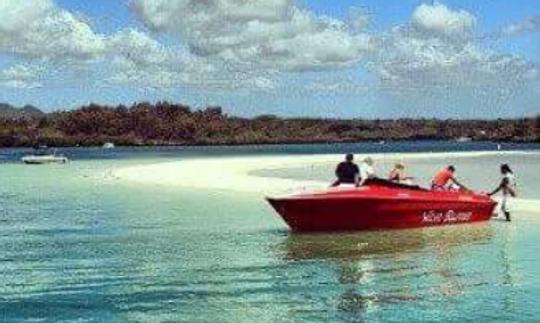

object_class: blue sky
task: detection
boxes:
[0,0,538,118]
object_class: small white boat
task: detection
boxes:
[456,136,472,143]
[103,142,115,149]
[22,149,68,164]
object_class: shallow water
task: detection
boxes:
[0,144,539,322]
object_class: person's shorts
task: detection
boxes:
[500,194,513,213]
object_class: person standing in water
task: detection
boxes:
[431,165,468,191]
[488,164,516,221]
[331,154,360,187]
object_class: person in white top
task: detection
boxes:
[358,157,376,186]
[488,164,517,222]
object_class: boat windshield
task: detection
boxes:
[363,178,427,191]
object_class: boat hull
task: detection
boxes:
[21,155,68,164]
[267,185,497,232]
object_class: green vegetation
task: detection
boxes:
[0,102,538,147]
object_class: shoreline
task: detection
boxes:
[113,150,540,212]
[114,150,539,192]
[1,139,540,149]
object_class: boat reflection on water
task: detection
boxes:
[275,223,496,319]
[280,223,493,261]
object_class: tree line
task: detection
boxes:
[0,102,538,147]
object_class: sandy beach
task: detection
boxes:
[114,150,540,211]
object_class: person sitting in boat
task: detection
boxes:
[488,164,516,222]
[388,162,414,184]
[431,165,468,191]
[331,153,360,187]
[358,157,376,186]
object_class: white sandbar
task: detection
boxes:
[113,150,540,212]
[114,150,538,194]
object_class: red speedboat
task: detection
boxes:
[266,180,497,232]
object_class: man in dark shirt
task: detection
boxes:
[331,153,360,187]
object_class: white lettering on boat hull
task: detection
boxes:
[421,210,472,224]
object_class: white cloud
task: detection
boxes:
[105,29,277,90]
[132,0,293,31]
[0,0,106,61]
[132,0,374,72]
[0,0,537,105]
[502,16,540,36]
[412,2,475,37]
[0,0,108,88]
[371,2,534,92]
[0,0,206,89]
[106,29,260,89]
[0,0,53,32]
[0,63,44,88]
[0,0,291,90]
[349,8,371,31]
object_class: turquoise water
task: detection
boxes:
[0,144,539,322]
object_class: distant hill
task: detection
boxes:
[0,103,45,119]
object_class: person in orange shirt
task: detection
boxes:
[431,165,468,191]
